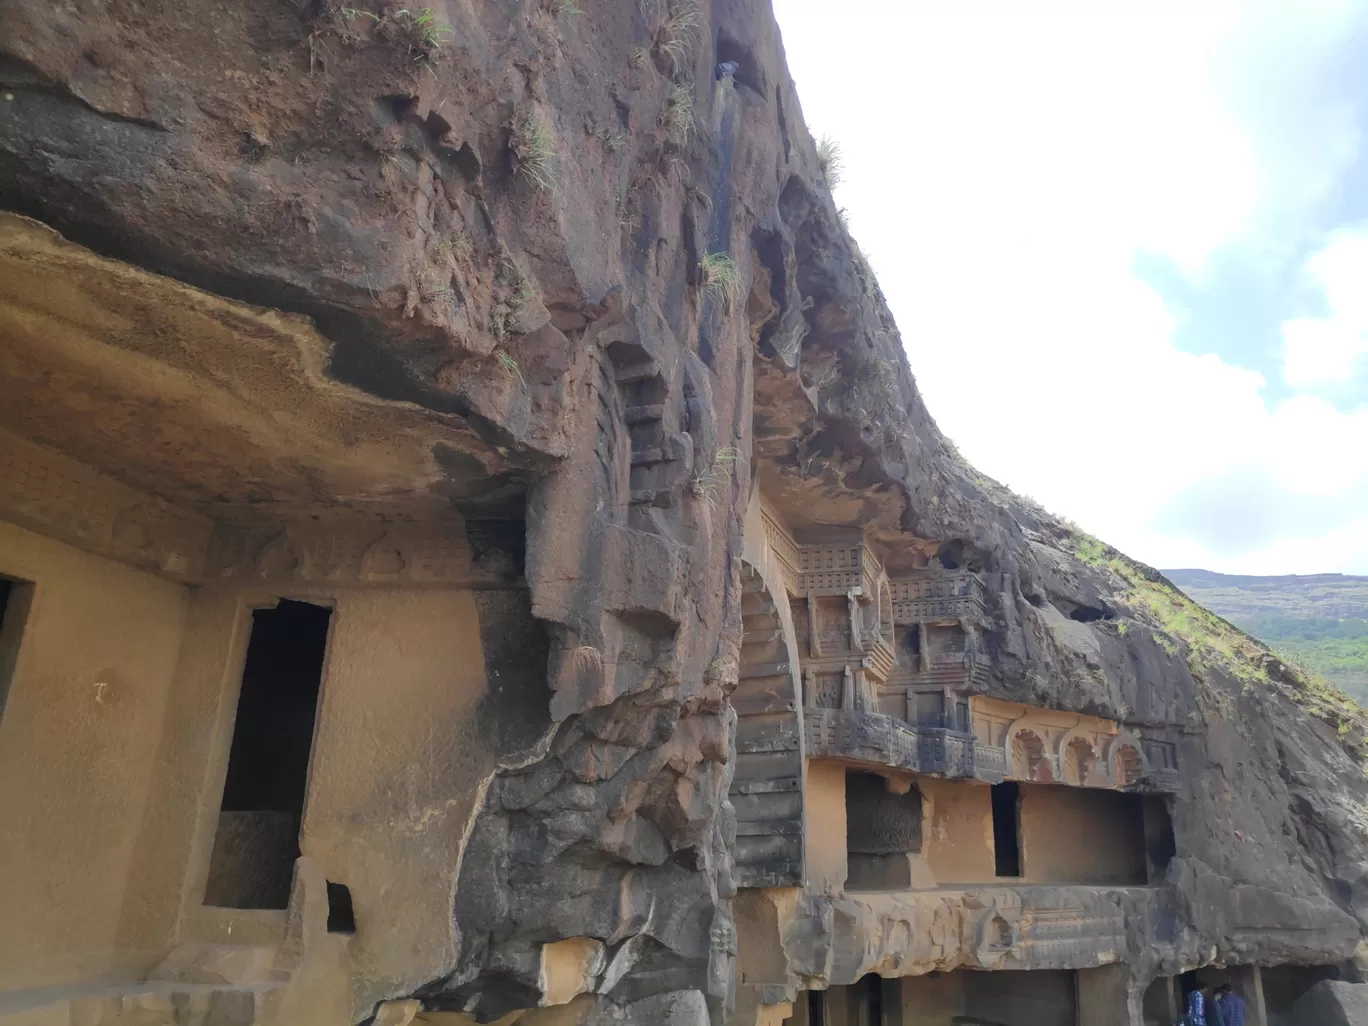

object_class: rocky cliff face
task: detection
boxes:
[3,0,1368,1021]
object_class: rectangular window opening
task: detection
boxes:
[204,599,332,910]
[0,574,34,724]
[863,974,883,1026]
[845,770,922,891]
[991,781,1021,877]
[326,881,356,934]
[1144,794,1177,883]
[807,990,826,1026]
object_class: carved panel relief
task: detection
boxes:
[0,429,211,576]
[206,522,477,586]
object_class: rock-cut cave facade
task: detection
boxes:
[0,1,1367,1025]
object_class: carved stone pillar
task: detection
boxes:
[841,663,856,712]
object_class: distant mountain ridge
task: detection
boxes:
[1164,568,1368,703]
[1167,568,1363,587]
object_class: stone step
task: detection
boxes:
[624,403,665,424]
[743,626,781,645]
[730,776,802,795]
[741,628,782,646]
[615,362,661,385]
[736,735,800,754]
[629,488,674,507]
[733,862,803,888]
[630,447,683,467]
[731,692,797,716]
[738,661,789,679]
[740,596,778,617]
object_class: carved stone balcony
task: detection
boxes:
[856,628,896,681]
[804,707,977,778]
[973,741,1008,783]
[1129,766,1181,794]
[889,570,986,624]
[796,539,883,600]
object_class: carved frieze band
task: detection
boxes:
[205,523,478,585]
[0,431,484,588]
[0,430,212,577]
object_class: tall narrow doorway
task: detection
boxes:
[204,599,332,909]
[991,780,1022,878]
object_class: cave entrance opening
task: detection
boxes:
[0,573,33,726]
[845,770,924,891]
[807,989,826,1025]
[1012,783,1161,886]
[1143,794,1176,882]
[204,599,332,909]
[861,973,883,1025]
[991,781,1022,878]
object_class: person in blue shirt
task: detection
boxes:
[1183,984,1207,1026]
[1217,984,1247,1026]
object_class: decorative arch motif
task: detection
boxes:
[1008,721,1053,783]
[1055,725,1102,786]
[1062,736,1098,787]
[1107,732,1147,787]
[359,530,407,580]
[729,560,804,888]
[255,530,306,579]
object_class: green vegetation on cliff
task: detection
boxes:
[1069,538,1368,760]
[1164,569,1368,705]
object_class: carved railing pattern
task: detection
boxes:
[815,887,1142,984]
[889,570,986,623]
[973,742,1008,783]
[804,707,977,778]
[787,542,881,598]
[885,654,991,692]
[1013,904,1127,966]
[797,543,864,596]
[760,504,802,596]
[1131,767,1180,793]
[804,704,1172,792]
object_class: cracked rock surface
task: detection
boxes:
[4,0,1368,1022]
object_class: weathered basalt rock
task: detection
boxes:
[3,0,1368,1023]
[1292,979,1368,1025]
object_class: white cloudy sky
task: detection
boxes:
[772,0,1368,575]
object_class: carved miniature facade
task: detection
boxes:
[732,496,1210,1026]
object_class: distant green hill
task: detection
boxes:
[1163,569,1368,704]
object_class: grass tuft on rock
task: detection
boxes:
[391,6,453,64]
[663,85,694,145]
[494,348,526,388]
[817,134,843,190]
[700,252,742,309]
[512,111,559,191]
[690,446,742,509]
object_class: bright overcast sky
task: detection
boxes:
[772,0,1368,575]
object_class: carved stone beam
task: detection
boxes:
[807,592,821,657]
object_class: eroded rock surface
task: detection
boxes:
[3,1,1368,1024]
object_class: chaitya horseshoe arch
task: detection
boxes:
[728,559,805,887]
[1107,732,1147,787]
[1007,721,1054,782]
